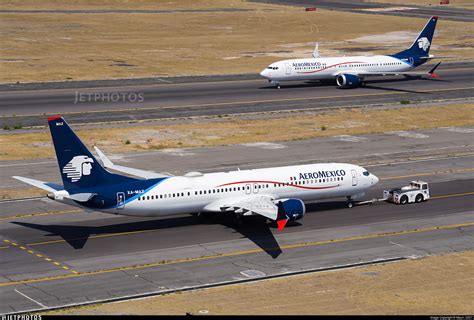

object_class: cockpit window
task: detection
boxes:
[363,171,370,176]
[268,66,279,70]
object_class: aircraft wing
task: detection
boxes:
[203,195,278,221]
[94,146,172,179]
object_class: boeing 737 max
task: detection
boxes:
[260,16,441,88]
[14,117,379,230]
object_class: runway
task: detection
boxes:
[0,127,473,314]
[0,62,473,128]
[252,0,474,22]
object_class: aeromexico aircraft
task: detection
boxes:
[14,117,379,231]
[260,16,441,88]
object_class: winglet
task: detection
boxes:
[277,219,288,231]
[428,61,441,79]
[94,146,114,168]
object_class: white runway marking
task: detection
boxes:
[240,270,266,278]
[15,289,47,308]
[441,127,474,134]
[361,7,417,12]
[160,148,195,156]
[242,142,286,150]
[334,135,368,142]
[387,131,429,139]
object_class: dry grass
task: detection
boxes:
[0,0,262,10]
[0,0,472,83]
[49,250,474,315]
[0,187,47,200]
[0,103,473,162]
[365,0,474,9]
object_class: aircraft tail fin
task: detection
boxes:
[391,16,438,65]
[47,116,136,191]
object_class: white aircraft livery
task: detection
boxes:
[260,16,440,88]
[14,117,379,230]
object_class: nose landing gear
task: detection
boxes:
[346,196,354,208]
[270,80,281,89]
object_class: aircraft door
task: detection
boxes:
[245,184,251,195]
[285,63,291,75]
[252,183,259,194]
[351,170,358,186]
[116,192,125,209]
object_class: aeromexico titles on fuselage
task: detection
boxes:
[298,169,346,181]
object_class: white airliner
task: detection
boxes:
[14,116,379,230]
[260,16,441,88]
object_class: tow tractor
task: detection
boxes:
[383,180,430,204]
[353,181,430,206]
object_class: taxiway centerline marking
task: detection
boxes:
[2,239,78,275]
[0,209,82,221]
[381,167,474,180]
[1,221,473,287]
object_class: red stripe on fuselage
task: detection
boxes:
[216,180,338,190]
[297,61,366,74]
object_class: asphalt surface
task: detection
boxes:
[0,63,473,128]
[251,0,474,22]
[0,127,473,314]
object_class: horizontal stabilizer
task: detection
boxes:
[94,146,171,179]
[67,193,96,202]
[13,176,63,193]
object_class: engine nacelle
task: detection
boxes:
[280,198,306,221]
[336,74,362,88]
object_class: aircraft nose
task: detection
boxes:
[260,69,268,78]
[371,174,379,185]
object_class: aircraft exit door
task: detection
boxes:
[117,192,125,209]
[351,170,358,186]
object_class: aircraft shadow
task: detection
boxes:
[12,214,293,258]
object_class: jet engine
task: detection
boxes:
[280,198,306,221]
[336,74,362,88]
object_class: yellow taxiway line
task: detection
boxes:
[2,239,78,275]
[0,209,82,221]
[0,220,473,287]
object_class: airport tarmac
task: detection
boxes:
[0,62,473,128]
[252,0,474,22]
[0,126,473,314]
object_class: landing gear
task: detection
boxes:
[346,196,354,208]
[270,80,281,89]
